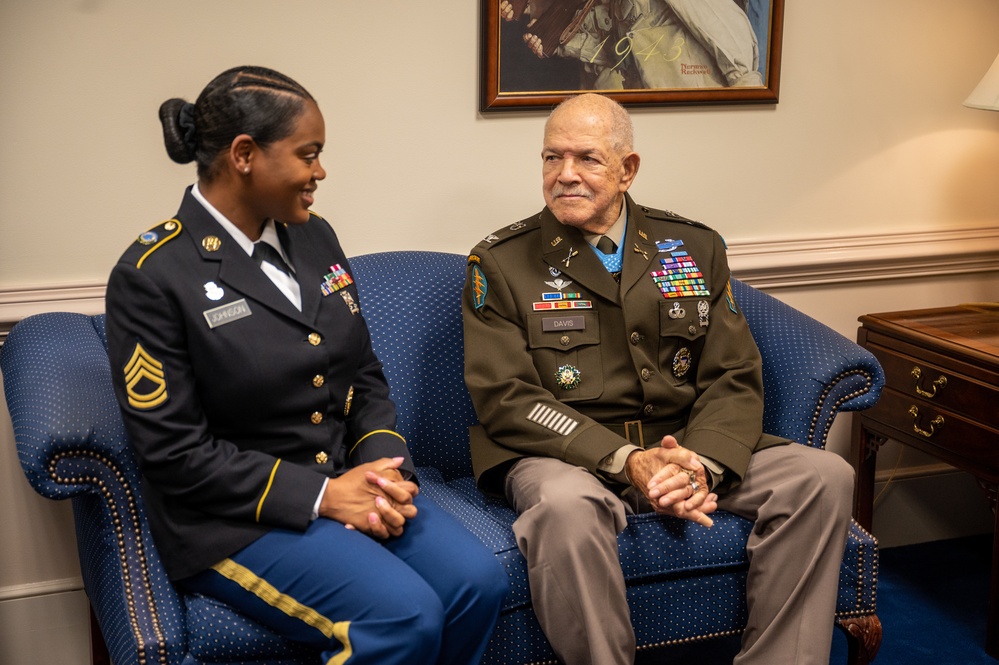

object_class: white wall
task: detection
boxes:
[2,2,999,663]
[1,1,998,289]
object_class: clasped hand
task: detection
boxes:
[319,456,419,539]
[624,436,718,527]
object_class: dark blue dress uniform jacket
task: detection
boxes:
[106,188,413,580]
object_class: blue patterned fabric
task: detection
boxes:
[0,251,883,664]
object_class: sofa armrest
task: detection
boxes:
[2,313,188,665]
[731,280,885,448]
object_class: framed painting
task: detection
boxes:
[480,0,784,111]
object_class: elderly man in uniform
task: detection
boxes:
[461,93,854,665]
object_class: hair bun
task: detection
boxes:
[158,98,197,164]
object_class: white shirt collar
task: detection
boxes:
[190,183,288,262]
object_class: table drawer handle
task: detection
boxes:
[907,405,944,438]
[910,366,947,398]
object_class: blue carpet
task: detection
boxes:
[838,533,994,664]
[638,533,995,663]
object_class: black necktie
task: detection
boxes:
[596,236,617,255]
[252,241,294,276]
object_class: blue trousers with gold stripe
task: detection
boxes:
[181,495,507,664]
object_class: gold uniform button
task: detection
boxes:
[630,332,642,345]
[310,412,324,425]
[312,375,325,388]
[641,368,652,381]
[644,404,655,416]
[308,333,322,346]
[560,335,571,346]
[315,451,329,464]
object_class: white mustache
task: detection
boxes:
[551,185,592,199]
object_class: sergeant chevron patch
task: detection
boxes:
[124,342,168,410]
[526,403,579,436]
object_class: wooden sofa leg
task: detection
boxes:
[90,604,111,665]
[837,614,882,665]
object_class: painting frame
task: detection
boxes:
[480,0,785,112]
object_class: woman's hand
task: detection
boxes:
[319,457,419,538]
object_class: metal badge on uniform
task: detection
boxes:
[340,290,360,315]
[138,231,158,245]
[673,348,693,378]
[562,247,579,268]
[545,277,573,291]
[202,236,222,252]
[203,298,252,329]
[204,282,224,301]
[656,239,684,253]
[471,264,488,309]
[484,233,500,243]
[668,302,685,319]
[698,300,710,327]
[315,451,329,465]
[555,365,581,390]
[344,386,354,416]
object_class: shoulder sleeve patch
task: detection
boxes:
[135,219,183,269]
[470,264,488,309]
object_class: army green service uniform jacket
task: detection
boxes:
[106,188,412,580]
[462,194,786,497]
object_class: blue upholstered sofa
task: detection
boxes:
[1,250,883,664]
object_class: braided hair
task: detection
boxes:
[159,66,314,181]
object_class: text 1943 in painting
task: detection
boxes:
[480,0,784,111]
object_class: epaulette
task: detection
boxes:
[131,218,183,269]
[640,205,712,231]
[470,215,540,259]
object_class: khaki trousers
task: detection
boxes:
[505,444,855,665]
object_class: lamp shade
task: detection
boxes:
[965,53,999,111]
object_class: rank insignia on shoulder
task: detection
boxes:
[124,342,168,410]
[135,219,183,269]
[471,264,488,309]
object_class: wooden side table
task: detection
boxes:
[852,304,999,656]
